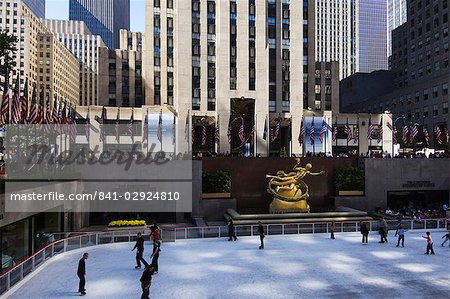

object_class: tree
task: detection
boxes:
[0,30,18,90]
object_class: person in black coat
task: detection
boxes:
[77,252,89,296]
[257,222,265,249]
[360,223,369,244]
[140,264,155,299]
[151,240,161,273]
[228,219,237,241]
[132,233,149,269]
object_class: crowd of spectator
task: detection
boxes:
[383,203,448,220]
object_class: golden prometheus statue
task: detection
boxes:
[266,158,325,212]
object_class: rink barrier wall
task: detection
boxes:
[0,219,447,296]
[0,230,146,296]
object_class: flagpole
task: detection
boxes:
[266,114,269,157]
[312,116,315,156]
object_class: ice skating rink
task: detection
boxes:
[6,231,450,299]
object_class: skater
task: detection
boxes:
[77,252,88,296]
[395,225,406,247]
[132,233,149,269]
[330,222,336,239]
[422,232,435,255]
[360,223,369,244]
[140,264,155,299]
[228,219,237,241]
[441,231,450,247]
[257,222,265,249]
[151,240,161,273]
[378,218,388,243]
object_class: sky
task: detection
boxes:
[45,0,146,32]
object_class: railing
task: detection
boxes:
[0,219,447,296]
[0,230,144,296]
[174,219,448,240]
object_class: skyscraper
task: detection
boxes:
[69,0,130,49]
[387,0,407,58]
[23,0,45,18]
[358,0,388,73]
[314,0,359,80]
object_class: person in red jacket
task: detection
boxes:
[422,232,435,255]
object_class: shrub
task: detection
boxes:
[108,220,146,227]
[334,166,365,191]
[202,170,232,193]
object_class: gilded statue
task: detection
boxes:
[266,158,325,212]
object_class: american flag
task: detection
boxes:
[367,116,374,140]
[69,105,77,142]
[99,106,106,142]
[298,120,305,145]
[332,119,338,143]
[272,119,280,142]
[215,115,220,144]
[143,109,148,144]
[202,125,207,146]
[310,117,315,145]
[353,118,359,144]
[319,119,327,143]
[28,85,38,124]
[1,70,10,125]
[423,127,429,145]
[44,93,52,134]
[37,88,45,125]
[446,128,449,145]
[128,108,134,142]
[386,122,397,144]
[344,119,352,142]
[85,108,90,140]
[52,96,59,124]
[377,118,383,143]
[157,110,163,143]
[435,125,442,145]
[262,116,268,141]
[20,78,29,123]
[410,125,418,144]
[239,118,245,143]
[184,110,190,142]
[115,108,120,143]
[11,74,21,124]
[402,125,409,144]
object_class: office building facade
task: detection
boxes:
[314,0,359,79]
[387,0,407,58]
[144,0,314,156]
[99,30,144,107]
[69,0,130,49]
[358,0,388,72]
[44,19,106,105]
[23,0,45,18]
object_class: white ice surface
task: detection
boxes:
[6,231,450,299]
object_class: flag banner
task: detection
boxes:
[272,119,280,142]
[262,116,268,141]
[298,120,305,145]
[423,127,429,145]
[202,125,207,146]
[332,119,337,142]
[402,125,409,145]
[344,119,352,142]
[377,118,383,143]
[239,118,245,143]
[1,69,10,125]
[353,118,359,144]
[367,116,374,140]
[20,78,29,123]
[319,119,327,144]
[11,74,21,124]
[435,126,442,145]
[410,125,418,144]
[115,108,120,143]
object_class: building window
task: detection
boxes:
[443,102,449,114]
[433,104,438,116]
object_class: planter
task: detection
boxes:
[338,190,364,196]
[202,192,231,199]
[107,226,147,231]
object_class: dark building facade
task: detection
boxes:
[69,0,130,49]
[341,0,450,149]
[23,0,45,18]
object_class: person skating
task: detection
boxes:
[140,264,155,299]
[422,232,435,255]
[151,240,161,273]
[395,225,406,247]
[132,233,149,269]
[378,218,388,243]
[330,222,336,239]
[77,252,89,296]
[441,231,450,247]
[360,223,369,244]
[257,222,265,249]
[228,219,237,241]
